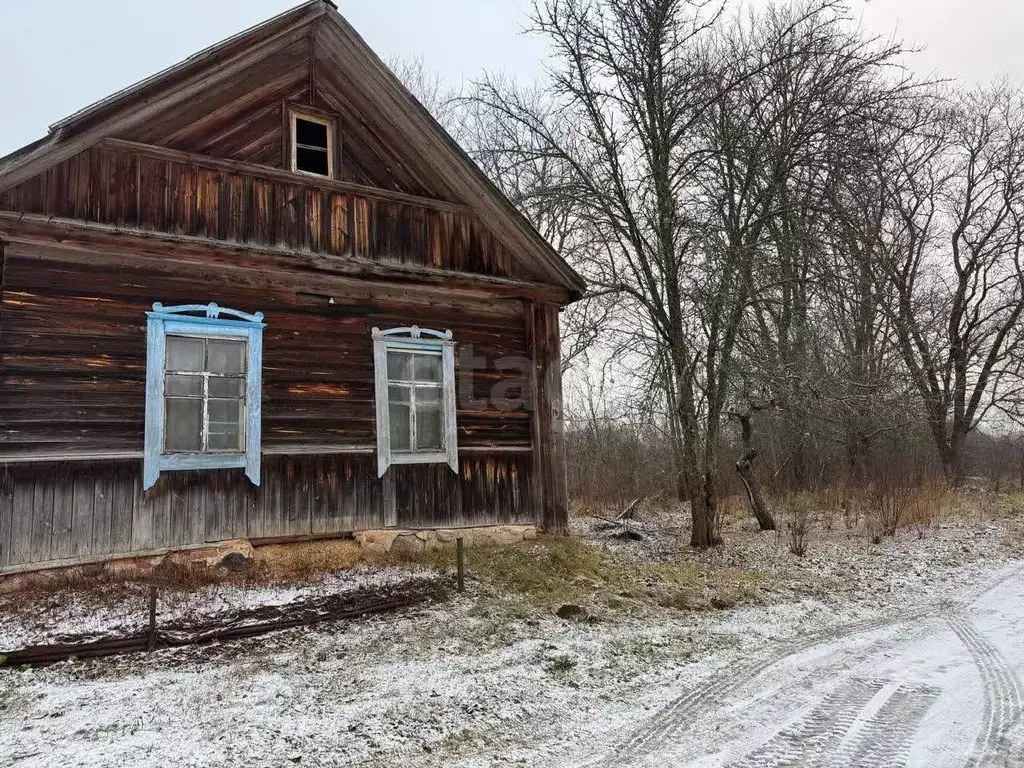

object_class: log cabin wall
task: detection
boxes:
[0,224,551,571]
[0,2,578,573]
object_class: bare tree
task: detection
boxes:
[467,0,915,547]
[877,87,1024,482]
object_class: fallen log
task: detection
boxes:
[1,584,443,668]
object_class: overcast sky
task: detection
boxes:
[3,0,1024,157]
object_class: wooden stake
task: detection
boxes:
[147,585,157,652]
[456,537,465,593]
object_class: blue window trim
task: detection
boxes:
[143,303,266,490]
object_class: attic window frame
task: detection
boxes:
[289,109,335,179]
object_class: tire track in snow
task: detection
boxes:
[948,614,1024,767]
[829,682,941,768]
[727,678,884,768]
[595,563,1024,767]
[598,614,912,766]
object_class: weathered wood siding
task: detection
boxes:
[0,142,531,280]
[0,247,532,457]
[0,454,535,569]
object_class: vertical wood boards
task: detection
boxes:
[0,144,533,280]
[528,301,569,532]
[0,453,535,570]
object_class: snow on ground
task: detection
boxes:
[0,495,1022,767]
[0,566,444,650]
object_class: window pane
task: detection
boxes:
[209,377,245,398]
[416,385,441,405]
[165,374,202,397]
[296,146,329,176]
[295,118,329,149]
[413,353,442,383]
[165,398,202,452]
[416,405,443,450]
[166,337,205,372]
[208,339,246,375]
[389,403,411,451]
[388,385,411,405]
[387,351,412,381]
[207,399,244,451]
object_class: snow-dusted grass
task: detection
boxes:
[1,492,1022,766]
[0,565,445,651]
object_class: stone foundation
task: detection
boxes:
[0,525,537,588]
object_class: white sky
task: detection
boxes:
[2,0,1024,157]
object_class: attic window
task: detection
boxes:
[290,111,334,177]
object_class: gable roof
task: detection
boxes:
[0,0,585,298]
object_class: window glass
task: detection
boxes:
[209,378,245,398]
[207,399,244,451]
[416,385,441,405]
[165,398,202,451]
[208,339,246,374]
[373,330,457,474]
[389,399,411,452]
[166,337,204,372]
[387,351,412,381]
[165,374,202,397]
[416,404,443,450]
[163,335,248,454]
[413,353,442,383]
[385,350,446,453]
[296,147,329,176]
[294,116,331,177]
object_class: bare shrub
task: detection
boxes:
[868,462,917,537]
[903,475,950,536]
[781,493,815,556]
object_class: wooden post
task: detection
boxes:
[456,537,465,593]
[528,302,568,532]
[147,585,157,651]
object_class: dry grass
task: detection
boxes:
[391,534,767,615]
[0,538,398,603]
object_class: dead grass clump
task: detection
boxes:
[903,476,951,535]
[254,538,375,581]
[396,535,766,615]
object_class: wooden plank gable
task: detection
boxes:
[0,0,585,295]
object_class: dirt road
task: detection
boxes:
[596,564,1024,767]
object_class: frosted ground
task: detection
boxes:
[1,498,1023,767]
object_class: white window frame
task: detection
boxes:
[289,109,335,179]
[372,326,458,477]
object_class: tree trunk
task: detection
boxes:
[736,449,776,530]
[689,472,721,548]
[845,421,870,483]
[732,411,776,530]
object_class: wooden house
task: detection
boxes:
[0,1,583,573]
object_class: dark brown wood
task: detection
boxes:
[456,537,465,593]
[103,139,472,214]
[528,302,568,532]
[0,2,578,572]
[147,585,157,652]
[0,247,534,457]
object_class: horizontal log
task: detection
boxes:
[0,213,573,304]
